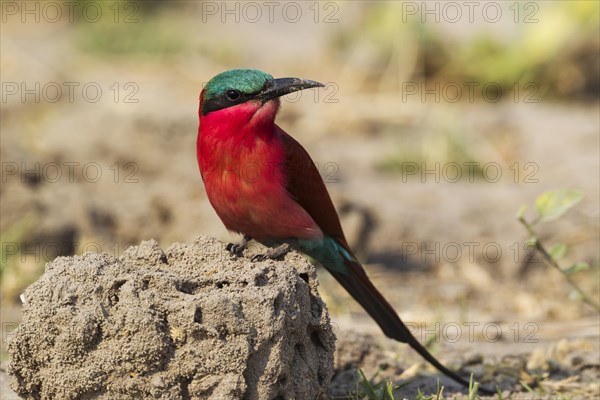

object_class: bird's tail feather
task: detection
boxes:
[322,239,493,394]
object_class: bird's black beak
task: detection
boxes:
[256,78,324,103]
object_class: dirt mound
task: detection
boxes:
[7,236,335,399]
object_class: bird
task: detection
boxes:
[197,69,492,394]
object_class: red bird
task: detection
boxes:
[197,69,491,394]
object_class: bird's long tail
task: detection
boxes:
[306,237,493,394]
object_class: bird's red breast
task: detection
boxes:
[197,92,323,240]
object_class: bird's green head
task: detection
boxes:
[201,69,323,115]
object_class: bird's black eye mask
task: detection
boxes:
[201,88,259,115]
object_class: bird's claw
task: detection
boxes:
[226,235,251,257]
[226,242,244,257]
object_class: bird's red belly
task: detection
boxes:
[202,156,322,241]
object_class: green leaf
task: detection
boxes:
[535,189,584,222]
[563,262,590,275]
[549,243,567,260]
[520,380,535,393]
[516,204,528,220]
[357,369,378,399]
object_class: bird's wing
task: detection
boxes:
[277,125,347,243]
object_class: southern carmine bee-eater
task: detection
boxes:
[197,69,492,394]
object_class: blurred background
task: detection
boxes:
[1,0,599,396]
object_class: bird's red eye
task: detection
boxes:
[226,90,240,100]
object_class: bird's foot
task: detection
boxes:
[251,243,291,262]
[226,235,252,257]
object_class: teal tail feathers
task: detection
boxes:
[298,237,493,395]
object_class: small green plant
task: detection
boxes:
[517,189,599,312]
[352,369,450,400]
[467,373,479,400]
[413,380,444,400]
[495,385,506,400]
[353,368,399,400]
[519,379,536,394]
